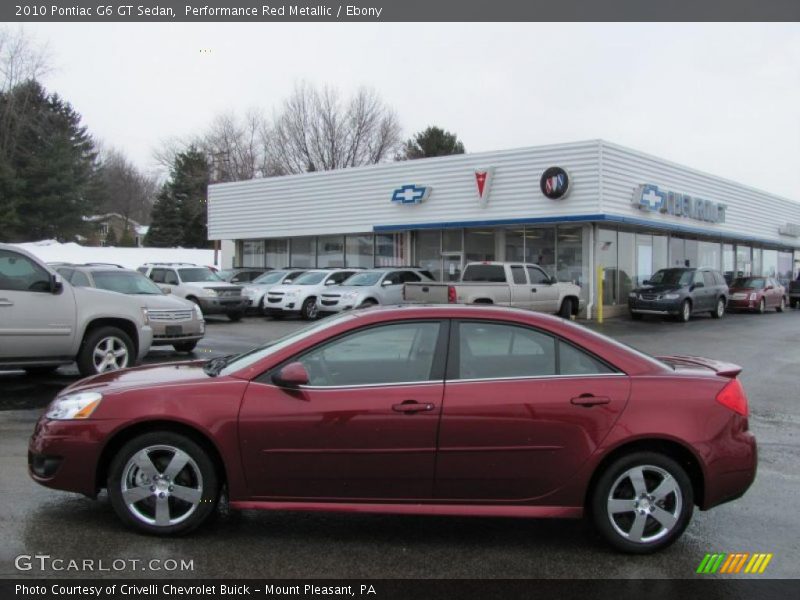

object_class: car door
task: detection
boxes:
[691,271,710,311]
[702,271,718,309]
[238,320,448,500]
[527,265,559,312]
[378,270,404,303]
[508,265,533,309]
[0,249,77,359]
[435,320,630,501]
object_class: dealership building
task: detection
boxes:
[208,139,800,318]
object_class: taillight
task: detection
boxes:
[716,378,749,416]
[447,286,457,303]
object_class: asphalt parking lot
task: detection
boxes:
[1,310,798,579]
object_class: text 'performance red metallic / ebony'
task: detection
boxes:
[28,306,757,553]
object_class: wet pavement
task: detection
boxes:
[1,310,798,579]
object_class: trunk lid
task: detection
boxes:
[656,355,742,378]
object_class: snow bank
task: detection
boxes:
[13,240,218,270]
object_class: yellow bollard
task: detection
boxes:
[597,266,604,323]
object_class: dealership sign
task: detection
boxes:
[474,167,495,208]
[540,166,571,200]
[633,184,727,224]
[391,184,431,205]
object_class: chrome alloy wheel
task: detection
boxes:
[121,445,203,527]
[306,299,319,319]
[682,301,691,322]
[92,336,129,372]
[606,465,682,544]
[716,298,725,317]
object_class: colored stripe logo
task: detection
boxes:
[696,553,773,574]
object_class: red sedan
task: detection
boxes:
[28,305,756,553]
[727,276,787,313]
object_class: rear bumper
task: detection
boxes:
[702,427,758,510]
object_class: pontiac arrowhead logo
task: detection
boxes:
[474,167,495,208]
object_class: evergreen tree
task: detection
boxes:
[104,226,118,246]
[118,226,136,247]
[144,185,183,247]
[397,126,466,161]
[171,147,211,248]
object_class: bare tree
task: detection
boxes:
[92,147,159,226]
[270,82,401,174]
[0,26,51,93]
[200,109,277,181]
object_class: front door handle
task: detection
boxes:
[392,400,435,414]
[0,298,13,307]
[570,394,611,407]
[531,288,537,293]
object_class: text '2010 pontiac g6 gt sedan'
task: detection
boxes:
[28,305,757,553]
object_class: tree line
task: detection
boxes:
[1,27,467,248]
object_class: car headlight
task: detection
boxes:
[242,288,254,297]
[45,392,102,420]
[343,291,358,300]
[141,307,150,325]
[749,293,757,301]
[662,293,680,300]
[284,291,297,297]
[201,288,218,297]
[193,303,203,319]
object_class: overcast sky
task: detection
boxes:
[21,22,800,199]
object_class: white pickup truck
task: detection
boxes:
[404,261,583,318]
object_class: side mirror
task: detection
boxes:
[548,276,557,285]
[643,280,651,286]
[382,279,393,286]
[51,273,63,294]
[765,285,774,291]
[692,282,704,290]
[163,286,172,294]
[272,362,309,388]
[325,279,336,286]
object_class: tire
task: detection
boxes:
[107,431,219,536]
[559,298,574,319]
[630,312,643,321]
[776,297,785,313]
[791,299,799,309]
[227,311,243,322]
[77,326,135,377]
[757,298,766,314]
[590,451,694,554]
[24,366,60,376]
[677,300,691,323]
[358,299,378,309]
[300,297,319,320]
[710,297,725,319]
[173,341,198,353]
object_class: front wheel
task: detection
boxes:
[227,311,243,322]
[590,452,694,554]
[776,297,785,313]
[107,431,219,535]
[711,297,725,319]
[677,300,691,323]
[757,298,766,314]
[630,312,643,321]
[173,341,198,353]
[300,297,319,320]
[77,326,134,376]
[558,298,574,319]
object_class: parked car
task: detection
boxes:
[0,244,153,376]
[628,268,728,322]
[241,269,308,313]
[137,263,248,321]
[55,265,205,353]
[727,276,787,314]
[789,275,800,309]
[404,261,583,318]
[319,267,435,314]
[28,305,756,553]
[217,267,271,284]
[264,268,360,320]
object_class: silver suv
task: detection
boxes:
[138,263,248,321]
[0,244,153,376]
[319,268,434,314]
[56,265,205,353]
[265,269,360,320]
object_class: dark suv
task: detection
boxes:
[628,267,729,322]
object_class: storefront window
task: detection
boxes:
[669,237,685,267]
[597,228,618,305]
[376,233,404,267]
[653,235,668,273]
[415,230,441,279]
[506,228,525,262]
[684,239,698,268]
[241,240,264,267]
[265,239,289,268]
[442,229,462,252]
[736,245,752,278]
[346,234,374,268]
[635,234,652,288]
[556,226,583,286]
[464,229,496,262]
[723,244,735,282]
[698,241,721,270]
[752,248,763,276]
[618,232,635,299]
[290,237,316,268]
[777,251,793,286]
[762,249,777,278]
[525,227,555,274]
[317,235,345,268]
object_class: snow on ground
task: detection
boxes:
[13,240,218,270]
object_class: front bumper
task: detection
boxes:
[195,296,248,314]
[137,326,154,361]
[151,319,205,345]
[628,298,682,315]
[728,298,759,311]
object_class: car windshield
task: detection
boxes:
[216,312,358,376]
[179,268,222,282]
[93,271,164,295]
[342,271,383,286]
[648,269,693,286]
[253,271,288,284]
[217,270,235,279]
[293,271,327,285]
[732,277,765,289]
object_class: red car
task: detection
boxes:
[28,305,756,553]
[727,276,787,313]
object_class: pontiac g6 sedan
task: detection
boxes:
[28,306,757,553]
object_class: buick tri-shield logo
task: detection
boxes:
[540,166,571,200]
[392,184,431,205]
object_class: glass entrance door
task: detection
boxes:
[442,253,463,282]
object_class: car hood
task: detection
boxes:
[322,285,367,295]
[632,284,685,294]
[186,282,241,291]
[58,361,211,396]
[728,287,760,293]
[137,294,194,310]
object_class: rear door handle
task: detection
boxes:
[0,298,13,307]
[570,394,611,407]
[392,400,435,413]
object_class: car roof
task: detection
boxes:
[62,265,138,273]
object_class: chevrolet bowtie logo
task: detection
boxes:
[392,185,431,205]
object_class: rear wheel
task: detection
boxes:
[792,299,799,309]
[777,297,786,313]
[227,311,243,322]
[358,298,378,309]
[300,297,319,320]
[711,297,725,319]
[677,300,691,323]
[559,298,574,319]
[757,298,766,314]
[590,452,694,554]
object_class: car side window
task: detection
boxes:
[328,271,353,285]
[296,322,442,386]
[0,250,52,293]
[702,272,715,287]
[149,269,165,283]
[458,322,556,379]
[164,270,180,285]
[692,271,704,286]
[70,271,91,287]
[713,272,726,286]
[527,266,549,285]
[510,265,527,284]
[385,272,403,285]
[400,271,422,283]
[559,341,615,375]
